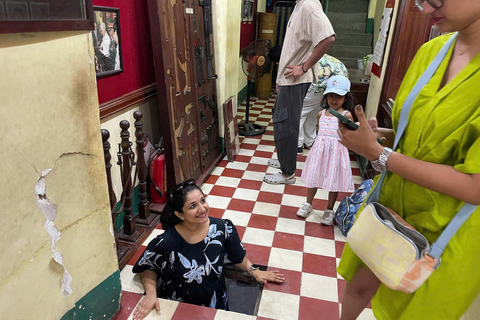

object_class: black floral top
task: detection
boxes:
[132,217,246,310]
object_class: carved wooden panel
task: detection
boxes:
[147,0,220,185]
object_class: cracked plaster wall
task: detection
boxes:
[0,31,119,319]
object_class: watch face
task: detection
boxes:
[371,160,386,172]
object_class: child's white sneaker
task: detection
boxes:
[321,209,335,226]
[297,202,313,218]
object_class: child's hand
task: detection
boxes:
[338,105,384,161]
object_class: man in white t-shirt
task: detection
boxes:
[264,0,335,185]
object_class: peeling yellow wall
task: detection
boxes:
[213,0,242,137]
[0,32,118,319]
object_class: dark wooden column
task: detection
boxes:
[134,111,160,228]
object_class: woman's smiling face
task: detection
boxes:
[175,189,209,225]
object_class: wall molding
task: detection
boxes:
[99,83,157,120]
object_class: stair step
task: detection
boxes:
[328,12,367,24]
[335,58,361,69]
[334,33,373,47]
[328,45,372,59]
[332,21,366,34]
[328,0,369,13]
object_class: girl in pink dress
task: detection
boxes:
[297,76,355,225]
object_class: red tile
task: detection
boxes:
[172,302,216,320]
[242,243,271,266]
[297,155,307,162]
[111,291,143,320]
[127,246,146,266]
[257,191,283,204]
[256,317,275,320]
[253,150,274,158]
[205,175,219,184]
[272,232,304,252]
[233,155,253,163]
[302,252,337,278]
[241,143,258,150]
[295,168,303,177]
[238,179,263,190]
[256,116,271,122]
[235,225,246,240]
[221,168,244,178]
[284,184,307,197]
[335,241,346,258]
[227,199,255,213]
[264,267,302,295]
[208,185,236,198]
[246,163,269,173]
[217,160,229,168]
[337,278,347,304]
[264,130,274,135]
[299,296,339,320]
[352,167,361,176]
[247,214,278,231]
[207,207,225,219]
[304,221,335,240]
[312,198,329,210]
[278,205,306,221]
[258,140,276,146]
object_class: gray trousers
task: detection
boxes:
[272,83,310,176]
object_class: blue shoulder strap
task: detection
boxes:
[366,33,477,259]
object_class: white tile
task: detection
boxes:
[301,272,338,303]
[268,247,303,272]
[303,236,336,257]
[350,160,359,168]
[120,265,144,294]
[262,134,275,141]
[249,156,270,165]
[255,144,275,152]
[238,149,255,156]
[249,110,262,114]
[257,290,300,320]
[336,258,344,280]
[255,121,270,126]
[281,193,306,207]
[232,188,259,201]
[275,217,305,235]
[215,176,241,187]
[313,188,330,200]
[357,308,377,320]
[242,138,261,145]
[126,298,179,320]
[225,161,249,170]
[200,183,214,195]
[211,166,225,176]
[353,175,364,184]
[142,229,165,247]
[241,227,274,247]
[305,210,323,223]
[265,167,281,174]
[260,182,285,194]
[221,210,251,227]
[214,310,256,320]
[297,161,305,169]
[252,202,281,217]
[205,195,231,209]
[334,227,347,242]
[242,170,267,181]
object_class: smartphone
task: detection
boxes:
[329,108,384,145]
[328,108,358,130]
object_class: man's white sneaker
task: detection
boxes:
[297,202,313,218]
[321,209,335,226]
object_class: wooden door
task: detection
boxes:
[147,0,221,186]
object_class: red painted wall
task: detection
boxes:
[240,1,257,50]
[94,0,156,104]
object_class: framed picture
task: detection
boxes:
[241,0,254,23]
[93,6,123,78]
[29,2,50,20]
[5,1,29,20]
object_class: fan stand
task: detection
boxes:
[238,77,266,136]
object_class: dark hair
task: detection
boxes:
[160,179,204,230]
[269,45,282,63]
[321,91,356,112]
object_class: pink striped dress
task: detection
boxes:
[301,109,354,192]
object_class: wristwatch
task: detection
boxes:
[371,147,393,172]
[248,265,259,275]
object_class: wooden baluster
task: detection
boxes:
[119,120,136,236]
[134,111,151,221]
[102,129,117,212]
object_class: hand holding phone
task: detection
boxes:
[329,108,383,145]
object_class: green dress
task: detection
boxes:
[337,33,480,320]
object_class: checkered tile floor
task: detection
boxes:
[113,91,375,320]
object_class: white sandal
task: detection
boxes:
[263,172,295,185]
[267,159,281,169]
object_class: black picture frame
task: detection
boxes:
[93,6,123,78]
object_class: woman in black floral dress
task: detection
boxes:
[132,179,284,320]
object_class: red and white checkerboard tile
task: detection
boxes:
[114,92,375,320]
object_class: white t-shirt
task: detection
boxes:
[276,0,335,86]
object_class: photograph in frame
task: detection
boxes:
[5,1,29,20]
[93,6,123,77]
[29,2,50,20]
[241,0,254,22]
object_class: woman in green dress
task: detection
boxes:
[336,0,480,319]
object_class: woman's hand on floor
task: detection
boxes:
[133,293,160,320]
[252,270,285,284]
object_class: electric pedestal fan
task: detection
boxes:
[238,39,272,136]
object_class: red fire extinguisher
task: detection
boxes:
[148,138,167,204]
